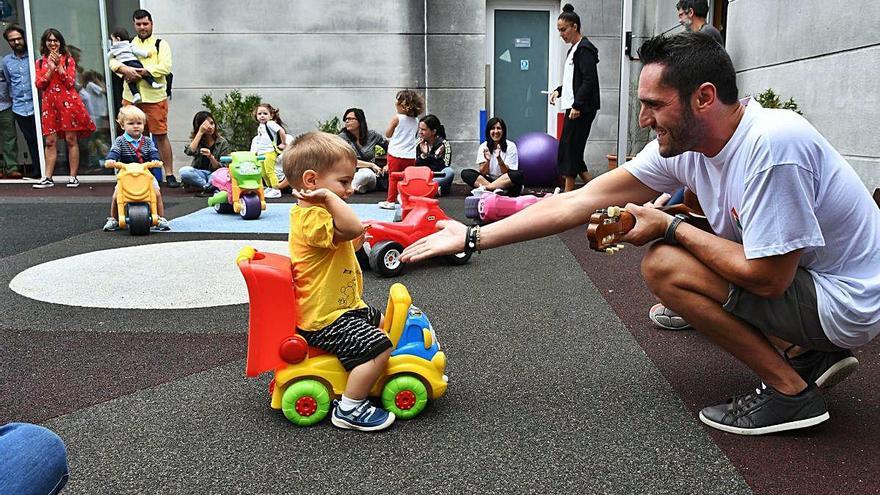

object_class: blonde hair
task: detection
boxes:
[116,105,146,126]
[283,132,356,189]
[395,89,424,117]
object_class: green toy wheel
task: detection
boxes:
[280,379,331,426]
[381,375,429,420]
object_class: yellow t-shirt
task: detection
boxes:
[289,205,367,331]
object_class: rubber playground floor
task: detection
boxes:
[1,182,878,494]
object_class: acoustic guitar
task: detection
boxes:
[586,204,711,253]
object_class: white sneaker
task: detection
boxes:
[154,217,171,231]
[263,187,281,199]
[150,81,164,89]
[131,93,142,104]
[103,217,119,231]
[66,177,79,188]
[470,186,487,196]
[377,200,397,210]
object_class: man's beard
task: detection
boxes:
[657,105,702,158]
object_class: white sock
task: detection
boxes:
[339,395,365,411]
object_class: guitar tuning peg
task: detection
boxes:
[604,248,614,254]
[616,244,625,249]
[607,206,621,217]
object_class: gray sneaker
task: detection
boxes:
[154,217,171,231]
[788,349,859,390]
[699,383,829,435]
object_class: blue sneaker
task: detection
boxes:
[331,400,395,431]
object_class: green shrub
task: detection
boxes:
[316,116,341,134]
[754,88,802,115]
[201,90,262,150]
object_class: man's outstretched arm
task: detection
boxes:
[402,167,658,261]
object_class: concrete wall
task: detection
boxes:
[145,0,625,181]
[728,0,880,189]
[144,0,486,178]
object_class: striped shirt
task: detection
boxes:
[106,134,161,163]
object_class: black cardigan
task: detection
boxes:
[555,37,601,112]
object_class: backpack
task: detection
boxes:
[155,39,173,99]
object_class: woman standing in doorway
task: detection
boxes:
[549,4,600,192]
[32,28,95,189]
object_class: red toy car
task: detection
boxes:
[361,167,471,277]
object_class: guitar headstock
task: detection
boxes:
[587,206,632,254]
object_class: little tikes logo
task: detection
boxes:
[730,207,743,232]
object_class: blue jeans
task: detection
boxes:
[0,423,69,495]
[433,166,454,196]
[179,166,213,188]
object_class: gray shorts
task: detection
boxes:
[723,267,842,352]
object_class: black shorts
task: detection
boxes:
[723,267,843,352]
[299,306,392,371]
[557,108,597,177]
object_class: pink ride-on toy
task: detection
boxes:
[465,189,558,223]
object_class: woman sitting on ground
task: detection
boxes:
[415,114,454,196]
[337,107,388,194]
[180,111,231,196]
[461,117,524,196]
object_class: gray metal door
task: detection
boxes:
[493,10,549,140]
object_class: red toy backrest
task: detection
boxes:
[395,167,438,219]
[237,250,298,377]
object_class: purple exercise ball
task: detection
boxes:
[515,132,559,187]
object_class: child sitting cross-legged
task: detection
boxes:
[102,106,170,231]
[284,131,395,432]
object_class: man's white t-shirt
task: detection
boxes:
[623,99,880,348]
[250,120,283,154]
[476,140,518,177]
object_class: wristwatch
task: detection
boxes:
[664,214,688,245]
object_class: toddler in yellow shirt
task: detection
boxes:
[283,131,395,432]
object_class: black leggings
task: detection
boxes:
[460,169,525,196]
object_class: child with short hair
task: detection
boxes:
[378,89,424,209]
[283,131,395,432]
[250,103,287,199]
[102,106,170,231]
[106,28,163,104]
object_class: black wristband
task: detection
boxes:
[464,226,477,254]
[664,214,688,245]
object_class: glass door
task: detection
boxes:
[27,0,118,176]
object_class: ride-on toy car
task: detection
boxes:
[105,160,163,236]
[236,246,448,426]
[207,151,267,219]
[361,166,471,277]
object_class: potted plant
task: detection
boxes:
[201,90,262,150]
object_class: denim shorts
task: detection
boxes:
[722,267,842,352]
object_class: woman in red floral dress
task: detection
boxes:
[32,28,96,188]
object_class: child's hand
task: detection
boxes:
[198,120,212,134]
[291,188,337,204]
[494,148,501,157]
[483,148,492,161]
